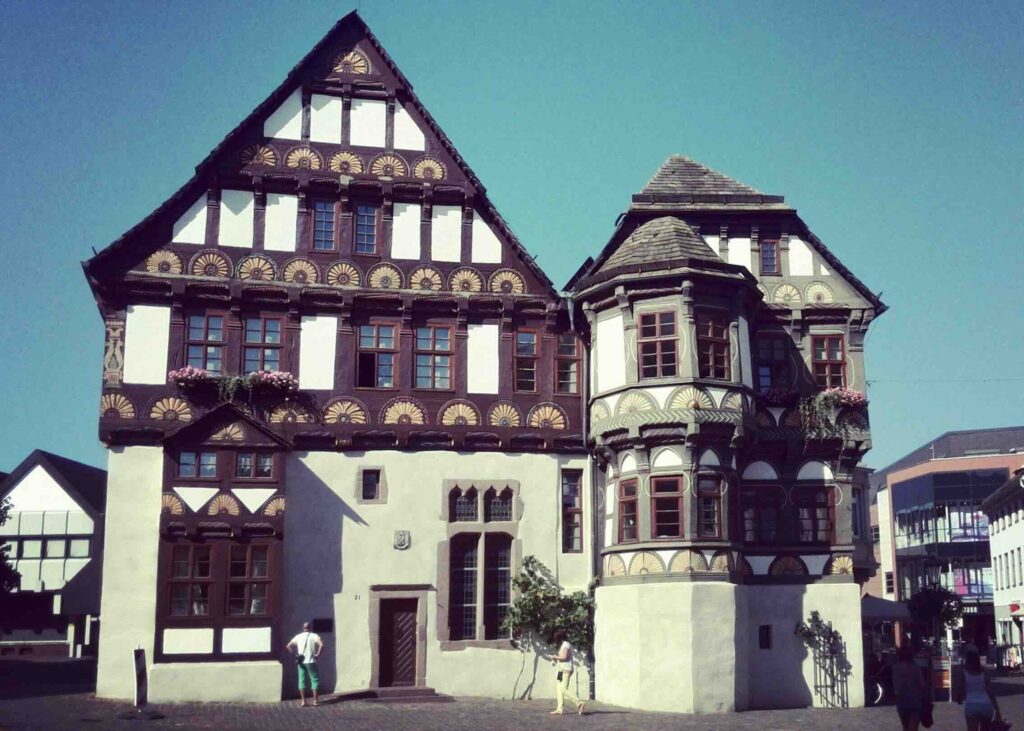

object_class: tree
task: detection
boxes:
[907,585,963,639]
[501,555,595,699]
[0,497,20,594]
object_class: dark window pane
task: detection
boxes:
[362,470,380,501]
[172,547,190,578]
[255,455,273,478]
[170,584,189,616]
[230,547,248,578]
[251,547,268,578]
[236,453,254,478]
[199,453,217,478]
[194,547,211,578]
[227,583,247,616]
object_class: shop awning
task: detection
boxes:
[862,593,912,622]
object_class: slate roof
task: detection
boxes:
[0,450,107,515]
[601,217,722,270]
[631,155,787,208]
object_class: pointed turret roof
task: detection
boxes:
[602,217,722,270]
[631,155,789,210]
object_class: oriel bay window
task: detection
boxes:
[812,336,845,388]
[638,311,677,379]
[312,200,336,251]
[742,487,783,544]
[243,318,282,372]
[618,479,638,542]
[186,314,225,375]
[651,476,684,539]
[415,326,452,389]
[697,476,724,538]
[794,486,834,543]
[697,312,730,380]
[357,324,396,388]
[514,331,537,392]
[555,334,580,394]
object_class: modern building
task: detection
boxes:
[0,450,107,659]
[81,11,884,711]
[981,465,1024,653]
[872,427,1024,647]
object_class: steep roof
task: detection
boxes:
[631,155,788,209]
[0,450,107,515]
[602,217,722,270]
[83,11,555,296]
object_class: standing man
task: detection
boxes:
[285,621,323,707]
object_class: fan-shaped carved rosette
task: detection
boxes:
[145,250,183,275]
[211,423,244,441]
[150,397,192,423]
[488,269,526,295]
[669,549,709,573]
[190,250,231,278]
[755,409,776,428]
[241,144,278,166]
[757,284,769,299]
[207,493,241,516]
[629,551,665,575]
[670,387,714,410]
[488,403,522,428]
[605,554,627,577]
[440,401,480,427]
[283,258,319,285]
[263,496,286,516]
[285,146,323,170]
[369,154,407,178]
[327,150,364,175]
[100,393,135,419]
[381,399,426,425]
[326,261,361,287]
[615,391,656,416]
[269,403,312,424]
[805,282,835,305]
[769,555,807,576]
[528,404,567,430]
[590,401,610,422]
[710,551,734,573]
[448,268,484,293]
[161,493,185,516]
[412,156,446,180]
[826,554,855,576]
[332,50,370,74]
[782,408,802,427]
[323,399,368,425]
[773,283,802,305]
[720,391,744,412]
[237,255,277,282]
[409,267,442,291]
[368,263,402,289]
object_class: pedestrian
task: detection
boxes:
[548,629,584,716]
[954,645,1004,731]
[285,621,323,707]
[892,644,929,731]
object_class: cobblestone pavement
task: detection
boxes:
[2,667,1023,731]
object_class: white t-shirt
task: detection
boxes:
[559,641,574,672]
[290,632,321,664]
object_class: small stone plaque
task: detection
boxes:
[394,530,411,550]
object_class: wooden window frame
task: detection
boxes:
[414,325,453,391]
[555,334,580,395]
[233,452,274,482]
[514,330,538,393]
[242,316,283,373]
[741,485,784,545]
[177,450,218,480]
[811,335,846,388]
[226,544,272,617]
[754,335,790,393]
[650,475,685,539]
[618,479,639,543]
[353,203,379,256]
[793,485,835,544]
[356,322,398,390]
[185,313,226,375]
[560,469,583,553]
[311,200,337,252]
[168,544,213,617]
[759,240,780,275]
[696,312,731,381]
[637,311,678,380]
[696,474,724,539]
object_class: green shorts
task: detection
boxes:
[297,662,320,691]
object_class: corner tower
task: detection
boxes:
[569,156,885,712]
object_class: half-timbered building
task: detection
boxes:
[83,11,884,710]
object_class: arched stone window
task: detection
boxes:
[484,487,513,522]
[449,487,478,522]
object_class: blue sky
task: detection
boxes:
[0,1,1021,473]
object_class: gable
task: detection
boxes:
[163,406,288,449]
[3,464,86,514]
[85,12,554,301]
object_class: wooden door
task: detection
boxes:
[379,599,417,687]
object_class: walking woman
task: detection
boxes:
[892,645,929,731]
[954,646,1004,731]
[548,630,585,715]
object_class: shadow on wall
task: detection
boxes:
[279,458,366,699]
[744,581,813,709]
